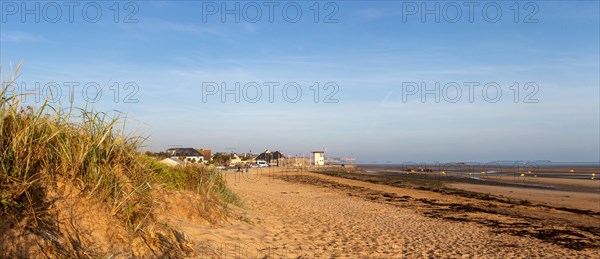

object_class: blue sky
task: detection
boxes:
[1,1,599,163]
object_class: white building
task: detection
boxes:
[166,148,205,164]
[311,151,325,166]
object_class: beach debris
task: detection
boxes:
[569,169,575,173]
[441,171,446,175]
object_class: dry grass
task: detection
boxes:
[0,64,240,257]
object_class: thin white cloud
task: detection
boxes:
[155,20,217,34]
[356,9,389,20]
[126,17,220,36]
[0,31,48,43]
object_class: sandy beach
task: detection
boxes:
[169,167,600,258]
[4,2,599,257]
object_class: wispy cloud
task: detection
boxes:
[356,9,392,20]
[0,31,48,43]
[153,20,217,34]
[127,17,220,36]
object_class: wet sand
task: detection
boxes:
[360,164,600,181]
[448,183,600,212]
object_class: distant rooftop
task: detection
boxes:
[166,148,201,157]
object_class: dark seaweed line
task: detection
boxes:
[277,174,600,251]
[314,170,600,217]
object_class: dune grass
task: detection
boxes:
[0,65,240,255]
[144,157,241,206]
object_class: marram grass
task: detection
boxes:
[0,64,240,239]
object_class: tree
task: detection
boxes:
[212,154,231,165]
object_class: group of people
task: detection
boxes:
[236,164,251,175]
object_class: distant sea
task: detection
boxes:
[356,161,600,167]
[355,162,600,180]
